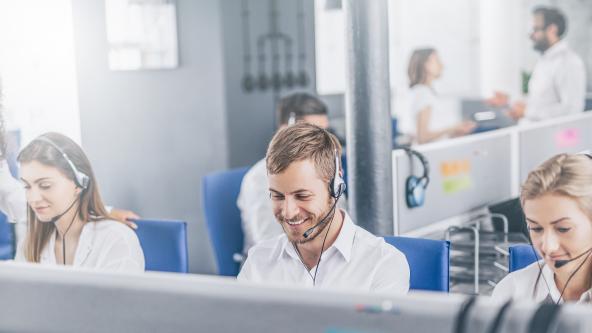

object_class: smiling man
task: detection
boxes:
[237,123,409,293]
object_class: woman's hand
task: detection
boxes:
[451,121,477,137]
[110,208,140,229]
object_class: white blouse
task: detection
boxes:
[0,160,27,240]
[492,260,592,304]
[15,220,145,273]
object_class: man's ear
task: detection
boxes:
[546,23,559,39]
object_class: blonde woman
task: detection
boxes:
[404,48,475,144]
[492,153,592,303]
[14,133,144,272]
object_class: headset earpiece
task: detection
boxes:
[329,150,346,199]
[34,136,90,190]
[404,148,430,208]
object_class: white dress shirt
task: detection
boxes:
[237,158,348,254]
[525,41,586,121]
[237,209,410,294]
[492,260,592,304]
[15,220,145,273]
[0,160,27,240]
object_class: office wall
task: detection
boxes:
[71,0,228,274]
[220,0,318,168]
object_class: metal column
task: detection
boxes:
[343,0,393,235]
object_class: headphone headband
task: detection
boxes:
[403,147,430,208]
[34,136,90,190]
[404,147,430,185]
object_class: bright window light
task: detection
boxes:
[0,0,81,145]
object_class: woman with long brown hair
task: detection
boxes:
[403,48,475,144]
[14,132,144,271]
[493,153,592,303]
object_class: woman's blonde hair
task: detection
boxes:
[521,153,592,219]
[17,132,111,262]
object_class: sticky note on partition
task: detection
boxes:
[442,175,473,194]
[555,128,580,148]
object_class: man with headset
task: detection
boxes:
[237,93,345,254]
[238,123,409,293]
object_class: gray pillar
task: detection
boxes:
[343,0,393,235]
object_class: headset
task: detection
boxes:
[302,150,346,239]
[404,147,430,208]
[526,150,592,304]
[329,150,346,199]
[34,136,90,190]
[29,135,91,265]
[292,149,346,286]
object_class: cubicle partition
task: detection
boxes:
[0,263,591,332]
[519,113,592,182]
[393,112,592,236]
[393,129,514,235]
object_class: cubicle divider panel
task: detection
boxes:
[519,113,592,183]
[394,131,513,234]
[0,263,590,332]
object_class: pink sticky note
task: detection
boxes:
[555,128,581,148]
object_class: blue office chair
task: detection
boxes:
[509,244,540,272]
[383,236,450,292]
[202,167,250,276]
[134,219,188,273]
[0,213,14,260]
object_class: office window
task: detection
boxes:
[0,0,81,144]
[314,0,481,98]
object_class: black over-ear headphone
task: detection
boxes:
[404,147,430,208]
[329,149,346,199]
[34,136,90,190]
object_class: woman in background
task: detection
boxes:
[405,48,475,144]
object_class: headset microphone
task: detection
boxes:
[302,150,345,239]
[554,247,592,268]
[37,197,80,224]
[302,199,339,239]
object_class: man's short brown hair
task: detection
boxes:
[266,123,342,183]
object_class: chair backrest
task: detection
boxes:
[0,213,14,260]
[509,244,540,273]
[383,236,450,292]
[134,219,188,273]
[202,167,249,276]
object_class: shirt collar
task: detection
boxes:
[278,209,356,263]
[331,209,355,262]
[542,40,567,59]
[541,263,562,302]
[541,262,592,304]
